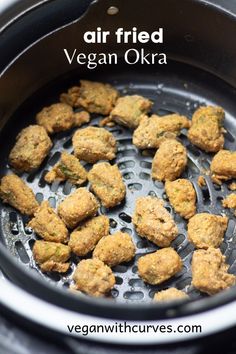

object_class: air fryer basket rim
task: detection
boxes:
[2,276,236,345]
[1,234,236,322]
[1,0,236,326]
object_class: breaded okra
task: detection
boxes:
[187,213,228,249]
[9,125,52,172]
[28,201,68,243]
[188,106,225,152]
[0,174,38,216]
[74,110,90,127]
[165,179,196,219]
[152,139,187,182]
[93,231,136,267]
[192,248,235,295]
[132,196,178,247]
[88,162,126,208]
[69,215,109,256]
[197,175,206,188]
[60,80,119,115]
[138,248,182,285]
[72,127,116,163]
[222,194,236,215]
[58,188,99,229]
[109,95,153,129]
[33,240,71,273]
[211,150,236,184]
[36,103,75,134]
[44,151,87,185]
[154,288,189,302]
[72,259,115,297]
[133,114,191,149]
[229,182,236,191]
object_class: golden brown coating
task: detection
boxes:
[188,106,225,152]
[33,240,71,273]
[9,125,52,172]
[229,182,236,191]
[110,95,153,129]
[28,201,68,243]
[0,174,38,216]
[165,179,196,219]
[138,248,182,285]
[72,127,116,163]
[152,139,187,182]
[88,162,126,208]
[187,213,228,249]
[133,196,178,247]
[192,248,235,295]
[60,86,80,107]
[74,111,90,127]
[72,259,115,297]
[69,215,109,256]
[133,114,191,149]
[197,176,206,188]
[153,288,189,302]
[99,116,115,127]
[36,103,75,134]
[58,188,99,229]
[93,231,136,267]
[222,194,236,215]
[44,152,87,185]
[210,150,236,184]
[61,80,119,115]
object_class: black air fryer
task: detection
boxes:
[1,1,236,353]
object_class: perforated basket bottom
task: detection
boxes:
[1,64,236,303]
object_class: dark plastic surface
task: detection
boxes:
[1,0,236,130]
[0,0,93,72]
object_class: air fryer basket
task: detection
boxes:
[1,0,236,341]
[2,61,236,305]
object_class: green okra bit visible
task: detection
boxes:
[58,164,78,180]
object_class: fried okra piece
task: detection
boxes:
[60,86,80,107]
[33,240,71,273]
[187,213,228,249]
[192,248,235,295]
[222,194,236,215]
[229,182,236,191]
[138,248,182,285]
[132,196,178,247]
[211,150,236,184]
[188,106,225,152]
[72,127,116,163]
[0,174,38,216]
[93,231,136,267]
[28,201,68,243]
[44,152,87,185]
[165,179,196,219]
[153,288,189,302]
[73,111,90,127]
[72,259,115,297]
[197,175,206,188]
[152,139,187,182]
[133,114,191,149]
[69,215,109,256]
[60,80,119,115]
[110,95,153,129]
[36,103,76,134]
[88,162,126,208]
[9,125,52,172]
[58,188,99,229]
